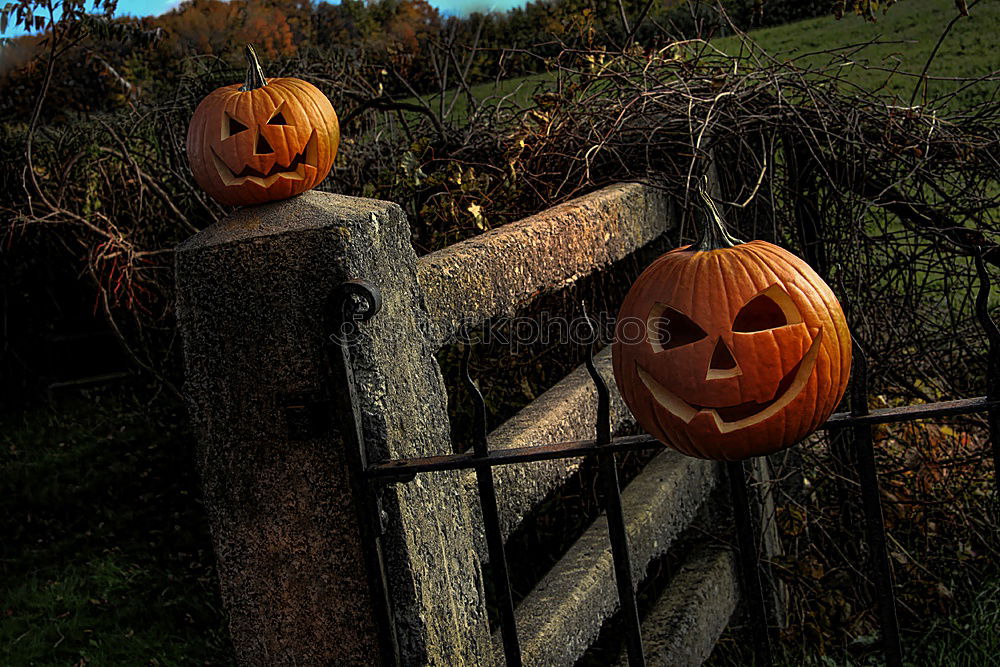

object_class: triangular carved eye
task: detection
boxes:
[227,114,249,137]
[267,110,287,125]
[733,285,801,332]
[647,303,707,352]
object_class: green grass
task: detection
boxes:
[401,72,552,124]
[399,0,996,129]
[910,576,1000,666]
[0,389,233,665]
[407,1,996,125]
[716,0,998,109]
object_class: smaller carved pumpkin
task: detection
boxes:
[186,45,340,206]
[612,189,852,461]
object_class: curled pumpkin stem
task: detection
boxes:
[691,182,744,251]
[240,44,268,92]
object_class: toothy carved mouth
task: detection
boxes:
[212,130,318,187]
[636,330,822,433]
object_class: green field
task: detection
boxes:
[411,0,997,121]
[716,0,998,109]
[405,72,550,123]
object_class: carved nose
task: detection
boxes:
[707,338,741,379]
[255,132,274,155]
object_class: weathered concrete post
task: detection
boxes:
[175,192,492,665]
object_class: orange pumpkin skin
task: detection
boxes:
[186,47,339,206]
[612,239,851,461]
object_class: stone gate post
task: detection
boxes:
[175,192,491,665]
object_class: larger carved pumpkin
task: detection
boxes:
[186,45,340,206]
[612,191,851,461]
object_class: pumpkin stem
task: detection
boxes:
[240,44,268,92]
[691,181,744,251]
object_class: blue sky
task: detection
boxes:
[1,0,527,37]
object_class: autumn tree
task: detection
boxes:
[153,0,299,59]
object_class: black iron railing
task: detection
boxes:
[324,259,1000,667]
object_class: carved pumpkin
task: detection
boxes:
[186,45,340,206]
[612,191,851,461]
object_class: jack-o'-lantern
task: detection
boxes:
[612,190,851,461]
[186,44,340,206]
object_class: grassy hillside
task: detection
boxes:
[407,72,551,123]
[716,0,998,109]
[414,1,995,121]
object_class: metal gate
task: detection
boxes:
[326,246,1000,667]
